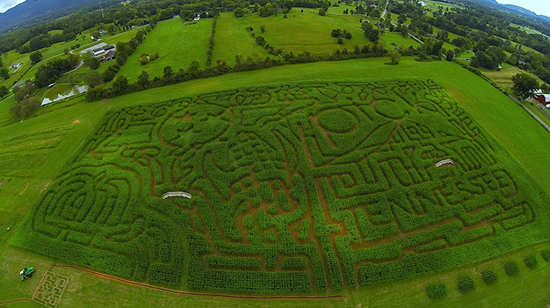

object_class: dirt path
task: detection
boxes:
[19,183,29,195]
[51,265,346,300]
[0,298,32,305]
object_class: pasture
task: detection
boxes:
[233,9,369,53]
[0,58,550,307]
[114,18,213,83]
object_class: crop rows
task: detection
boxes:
[14,80,550,294]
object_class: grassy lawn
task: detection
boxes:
[382,32,420,49]
[1,57,550,307]
[115,18,212,83]
[212,13,271,65]
[0,51,33,89]
[40,31,94,60]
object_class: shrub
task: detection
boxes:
[426,282,447,299]
[542,250,550,262]
[524,255,538,269]
[481,270,497,285]
[457,276,476,294]
[504,261,519,276]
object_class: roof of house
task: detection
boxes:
[105,50,115,59]
[537,94,550,102]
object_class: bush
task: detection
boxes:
[457,276,476,294]
[524,255,538,269]
[542,250,550,262]
[504,261,519,276]
[426,282,447,299]
[481,270,497,285]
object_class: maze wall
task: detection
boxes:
[15,80,550,294]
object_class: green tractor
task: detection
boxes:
[20,267,35,281]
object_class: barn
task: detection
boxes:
[534,94,550,108]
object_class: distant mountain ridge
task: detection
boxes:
[467,0,550,28]
[501,4,550,25]
[0,0,98,33]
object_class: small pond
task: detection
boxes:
[41,85,89,105]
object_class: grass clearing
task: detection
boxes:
[382,32,420,49]
[481,63,545,92]
[0,58,550,306]
[115,18,212,82]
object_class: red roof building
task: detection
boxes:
[534,94,550,108]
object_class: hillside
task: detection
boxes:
[0,0,98,33]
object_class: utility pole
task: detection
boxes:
[99,0,104,18]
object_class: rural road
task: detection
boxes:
[0,94,14,104]
[508,94,550,132]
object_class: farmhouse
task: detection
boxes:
[100,50,116,62]
[91,44,116,59]
[92,48,107,58]
[534,94,550,108]
[9,63,21,70]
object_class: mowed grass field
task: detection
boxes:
[212,13,271,65]
[115,18,212,83]
[0,58,550,307]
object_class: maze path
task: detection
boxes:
[17,80,550,294]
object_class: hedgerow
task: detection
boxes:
[12,80,550,294]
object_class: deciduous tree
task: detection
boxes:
[512,73,539,99]
[30,51,43,65]
[85,71,103,88]
[388,49,401,65]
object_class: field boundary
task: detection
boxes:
[50,265,347,300]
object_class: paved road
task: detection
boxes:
[508,94,550,133]
[0,94,14,104]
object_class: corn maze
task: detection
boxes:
[15,80,550,294]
